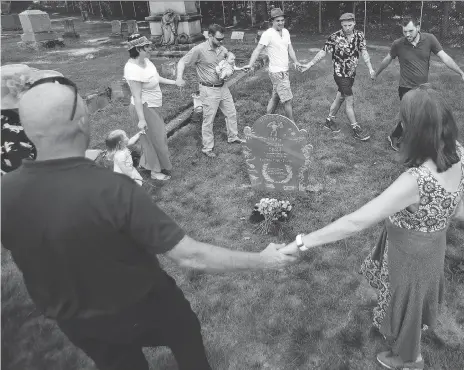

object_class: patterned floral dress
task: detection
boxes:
[1,109,37,174]
[360,143,464,361]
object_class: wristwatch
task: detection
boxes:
[296,234,308,252]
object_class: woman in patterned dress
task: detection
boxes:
[1,64,63,174]
[279,85,464,369]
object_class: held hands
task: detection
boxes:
[137,119,147,130]
[175,78,186,87]
[369,69,376,80]
[298,62,313,73]
[260,243,298,268]
[242,64,252,72]
[276,241,300,256]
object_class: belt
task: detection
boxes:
[199,81,224,88]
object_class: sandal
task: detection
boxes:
[151,172,171,181]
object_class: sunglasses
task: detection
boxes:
[214,36,225,41]
[28,76,78,121]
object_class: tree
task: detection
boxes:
[255,1,268,24]
[440,1,451,40]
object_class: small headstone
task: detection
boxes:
[81,10,89,22]
[231,31,245,42]
[85,91,111,114]
[62,19,79,38]
[126,20,138,35]
[1,14,22,31]
[243,114,313,192]
[110,20,122,38]
[109,80,131,105]
[85,149,103,161]
[121,22,129,37]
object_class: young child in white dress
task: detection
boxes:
[105,129,144,186]
[215,52,243,81]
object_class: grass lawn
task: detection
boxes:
[2,18,464,370]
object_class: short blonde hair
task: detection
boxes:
[105,129,126,160]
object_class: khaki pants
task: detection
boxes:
[199,84,239,152]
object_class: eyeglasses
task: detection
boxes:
[27,76,78,121]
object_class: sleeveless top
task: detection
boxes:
[389,143,464,233]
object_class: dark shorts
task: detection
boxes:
[398,86,412,101]
[57,284,211,370]
[391,87,414,139]
[334,75,355,97]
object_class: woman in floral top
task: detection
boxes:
[280,85,464,370]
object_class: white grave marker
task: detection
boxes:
[231,31,244,42]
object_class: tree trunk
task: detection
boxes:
[440,1,450,40]
[379,2,383,26]
[250,1,256,26]
[256,0,267,23]
[318,0,322,34]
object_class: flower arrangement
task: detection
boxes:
[250,198,293,236]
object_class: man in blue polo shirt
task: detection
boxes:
[374,15,464,151]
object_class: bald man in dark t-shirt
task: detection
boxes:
[1,79,296,370]
[375,16,464,151]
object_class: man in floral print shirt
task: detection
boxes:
[300,13,375,141]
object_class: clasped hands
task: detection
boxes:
[260,239,305,269]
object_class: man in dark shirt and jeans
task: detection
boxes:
[1,79,296,370]
[300,13,375,142]
[374,15,464,151]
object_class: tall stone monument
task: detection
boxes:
[243,114,313,192]
[18,10,63,48]
[146,1,203,45]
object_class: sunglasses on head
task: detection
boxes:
[27,76,78,121]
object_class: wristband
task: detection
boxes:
[296,234,308,252]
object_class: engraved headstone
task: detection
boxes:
[18,10,58,43]
[243,114,313,192]
[231,31,245,42]
[62,19,79,38]
[110,20,122,38]
[126,20,138,35]
[121,22,129,36]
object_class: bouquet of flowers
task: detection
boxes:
[250,198,293,236]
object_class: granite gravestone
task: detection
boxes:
[110,20,122,38]
[19,10,59,43]
[243,114,313,192]
[126,20,138,35]
[231,31,245,42]
[63,19,79,38]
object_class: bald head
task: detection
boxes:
[19,82,90,157]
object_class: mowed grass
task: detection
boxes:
[2,26,464,370]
